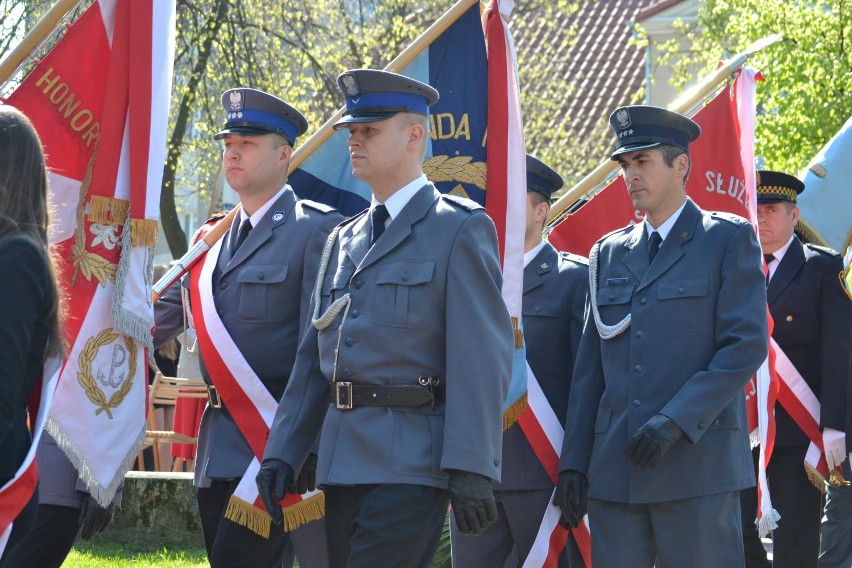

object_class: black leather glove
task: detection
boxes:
[256,458,293,525]
[447,469,497,536]
[79,496,113,540]
[553,470,587,528]
[626,413,684,468]
[288,453,317,495]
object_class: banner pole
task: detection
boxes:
[546,33,783,227]
[0,0,83,87]
[290,0,479,171]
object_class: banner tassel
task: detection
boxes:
[87,196,129,225]
[130,218,159,247]
[225,495,272,539]
[502,391,528,431]
[511,316,524,349]
[282,493,326,532]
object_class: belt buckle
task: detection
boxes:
[335,382,353,410]
[207,384,222,409]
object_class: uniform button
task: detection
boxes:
[786,315,793,322]
[217,307,224,317]
[493,458,500,466]
[534,306,541,313]
[714,419,720,426]
[351,309,360,318]
[221,281,228,289]
[354,280,364,289]
[632,399,641,407]
[698,423,706,430]
[633,364,643,373]
[635,331,644,339]
[344,337,354,347]
[401,273,409,281]
[609,295,615,301]
[640,298,647,305]
[343,368,352,378]
[678,288,684,294]
[258,272,265,280]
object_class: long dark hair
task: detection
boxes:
[0,105,65,357]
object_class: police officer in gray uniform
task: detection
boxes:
[155,88,341,568]
[450,155,588,567]
[256,69,515,568]
[555,105,768,567]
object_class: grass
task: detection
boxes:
[64,541,208,567]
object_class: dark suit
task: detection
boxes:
[742,237,851,568]
[451,243,588,567]
[155,187,341,568]
[263,184,514,567]
[0,236,56,563]
[560,199,768,567]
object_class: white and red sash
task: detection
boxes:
[0,359,60,556]
[189,236,322,537]
[519,363,592,568]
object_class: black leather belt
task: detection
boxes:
[334,382,435,410]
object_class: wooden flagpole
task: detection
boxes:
[0,0,83,86]
[289,0,480,171]
[546,33,783,227]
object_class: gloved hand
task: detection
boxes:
[553,470,588,528]
[79,496,113,540]
[626,413,683,468]
[447,469,497,535]
[823,428,847,471]
[256,458,294,525]
[288,453,318,495]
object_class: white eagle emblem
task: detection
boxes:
[229,90,244,112]
[341,74,359,96]
[616,108,631,129]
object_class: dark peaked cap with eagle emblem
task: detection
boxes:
[214,88,309,145]
[333,69,439,130]
[608,105,701,160]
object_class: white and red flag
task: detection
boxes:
[3,0,176,504]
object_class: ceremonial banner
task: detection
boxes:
[4,0,176,504]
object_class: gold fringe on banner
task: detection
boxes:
[804,462,828,495]
[87,196,129,225]
[130,218,159,247]
[224,495,272,539]
[511,316,524,349]
[502,391,528,431]
[282,492,326,533]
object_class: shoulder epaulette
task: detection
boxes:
[300,199,338,214]
[338,208,368,227]
[803,242,840,257]
[596,223,634,244]
[709,210,750,226]
[559,251,589,266]
[440,193,483,212]
[204,211,229,225]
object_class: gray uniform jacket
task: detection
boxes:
[263,184,515,487]
[497,244,588,491]
[560,198,768,503]
[154,188,342,486]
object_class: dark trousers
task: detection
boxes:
[324,484,450,568]
[197,478,290,568]
[742,445,823,568]
[0,504,80,568]
[0,491,39,567]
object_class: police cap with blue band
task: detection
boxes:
[526,155,563,199]
[608,105,701,160]
[756,170,805,204]
[333,69,439,130]
[214,88,309,145]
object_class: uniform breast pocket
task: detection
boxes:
[372,261,435,327]
[596,284,634,322]
[236,263,289,322]
[657,277,709,336]
[523,300,561,351]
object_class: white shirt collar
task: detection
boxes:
[371,174,428,226]
[644,199,688,241]
[238,185,291,227]
[524,241,547,268]
[766,233,796,281]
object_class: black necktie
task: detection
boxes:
[648,231,662,263]
[764,253,775,285]
[231,218,252,256]
[371,204,389,246]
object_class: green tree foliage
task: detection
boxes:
[644,0,851,176]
